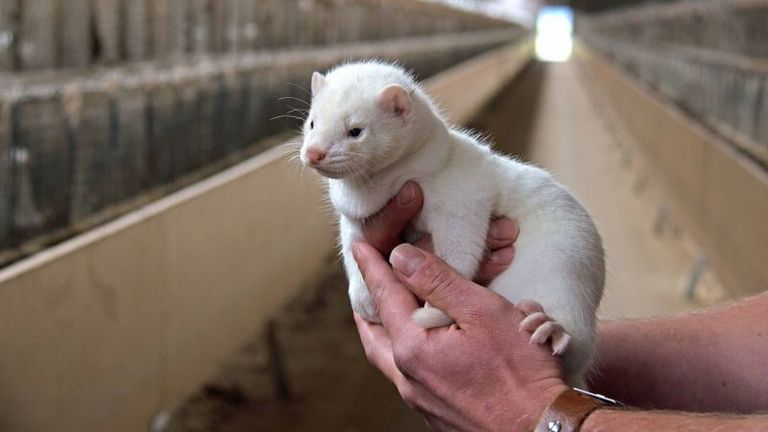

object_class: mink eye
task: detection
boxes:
[309,120,314,129]
[348,128,362,138]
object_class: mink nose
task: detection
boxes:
[306,147,327,164]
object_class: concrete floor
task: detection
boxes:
[161,59,725,431]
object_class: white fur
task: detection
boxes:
[300,61,605,386]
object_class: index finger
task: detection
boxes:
[486,217,519,250]
[362,181,423,255]
[353,241,421,343]
[353,313,403,384]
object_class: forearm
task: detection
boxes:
[589,293,768,412]
[583,408,768,431]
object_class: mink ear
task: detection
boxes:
[311,72,327,97]
[377,84,411,119]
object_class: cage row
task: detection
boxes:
[583,34,768,167]
[580,0,768,59]
[0,28,518,257]
[0,0,512,72]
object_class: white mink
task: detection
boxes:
[299,61,605,387]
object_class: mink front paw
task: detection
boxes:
[349,280,380,323]
[516,300,571,356]
[412,306,454,328]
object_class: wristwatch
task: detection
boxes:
[535,388,623,432]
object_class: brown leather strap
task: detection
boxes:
[535,388,604,432]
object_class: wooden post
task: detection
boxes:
[150,0,188,58]
[124,0,149,61]
[244,66,269,143]
[14,96,71,237]
[210,0,227,53]
[18,0,57,70]
[190,0,212,55]
[111,87,148,201]
[0,99,10,247]
[196,76,217,164]
[91,0,121,64]
[168,0,188,56]
[67,91,111,222]
[238,0,256,51]
[58,0,91,68]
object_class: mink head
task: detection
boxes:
[300,61,431,180]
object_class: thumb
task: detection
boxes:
[389,244,497,325]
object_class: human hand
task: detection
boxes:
[362,181,519,285]
[352,242,567,432]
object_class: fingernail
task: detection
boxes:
[390,244,425,277]
[397,182,417,207]
[490,247,514,264]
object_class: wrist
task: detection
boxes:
[519,381,570,432]
[535,387,623,432]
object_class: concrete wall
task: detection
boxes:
[0,38,533,432]
[578,43,768,297]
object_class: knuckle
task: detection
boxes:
[364,220,391,244]
[361,230,386,251]
[355,261,373,287]
[367,199,401,226]
[369,284,393,318]
[398,383,419,409]
[477,263,499,284]
[420,261,460,299]
[392,340,422,374]
[369,284,385,310]
[462,297,512,325]
[490,296,516,317]
[362,344,376,364]
[393,349,414,373]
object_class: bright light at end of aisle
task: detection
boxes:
[535,6,574,62]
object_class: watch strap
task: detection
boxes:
[534,388,605,432]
